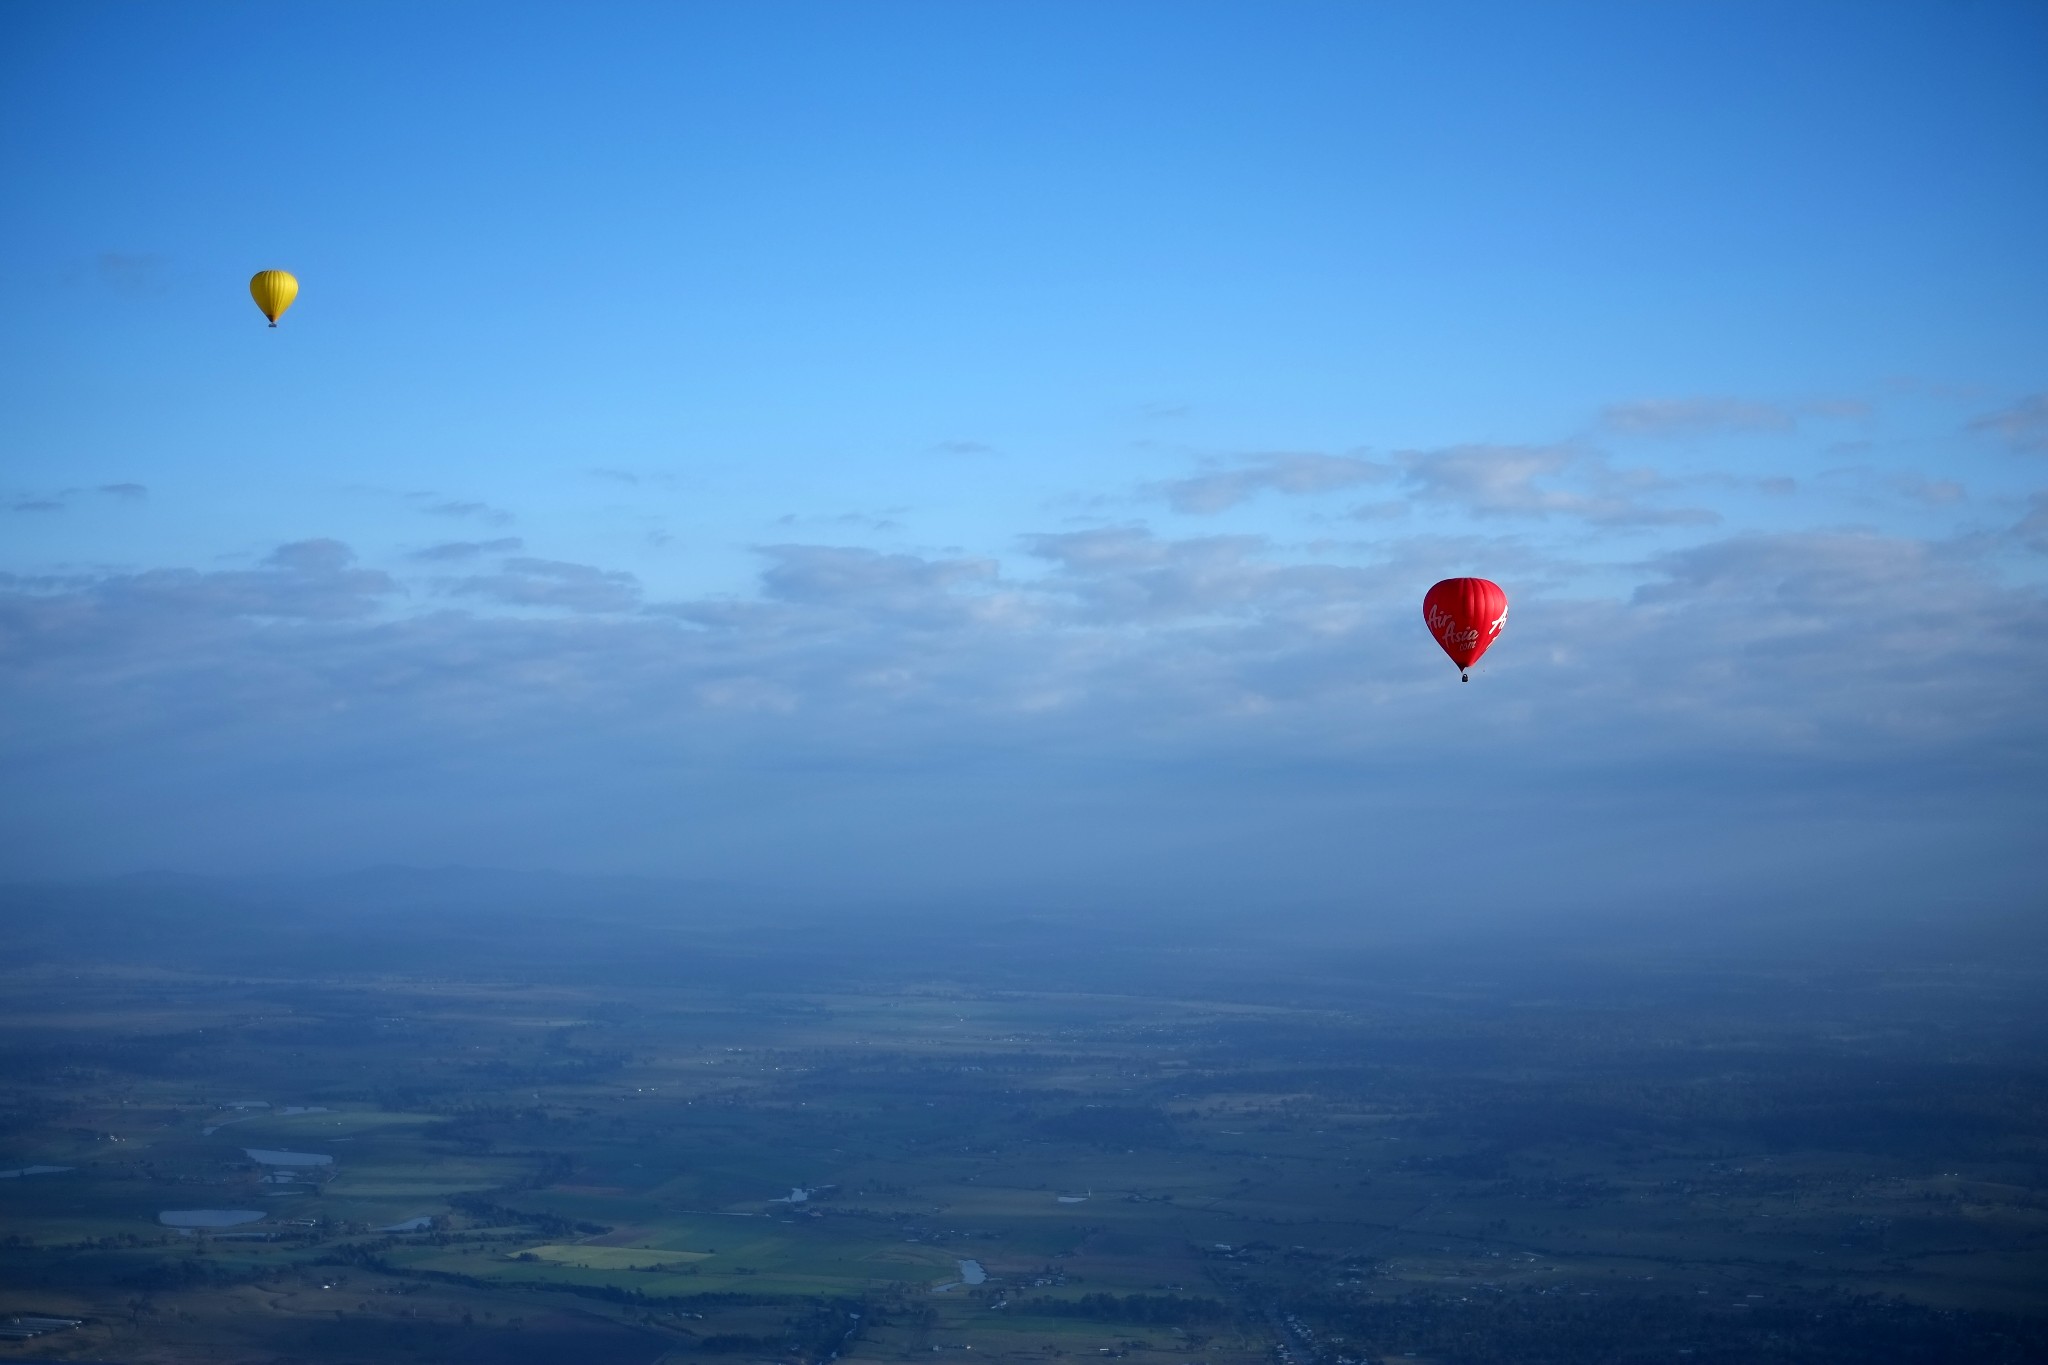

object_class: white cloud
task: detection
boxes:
[1398,445,1718,526]
[451,557,640,613]
[757,544,1000,620]
[9,526,2033,768]
[1147,453,1391,514]
[2,505,2041,902]
[1142,443,1716,527]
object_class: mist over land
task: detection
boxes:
[3,869,2045,1362]
[4,863,2045,984]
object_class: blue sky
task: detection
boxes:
[2,1,2044,922]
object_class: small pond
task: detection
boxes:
[244,1149,333,1166]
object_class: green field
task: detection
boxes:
[2,948,2045,1364]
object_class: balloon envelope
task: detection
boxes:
[249,270,298,326]
[1423,578,1509,678]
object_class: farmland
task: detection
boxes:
[1,876,2045,1363]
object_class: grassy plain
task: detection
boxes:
[1,879,2044,1363]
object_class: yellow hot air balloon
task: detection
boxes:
[249,270,299,327]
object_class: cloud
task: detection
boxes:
[1025,527,1272,594]
[932,440,993,456]
[410,538,525,562]
[1600,396,1869,438]
[1021,526,1382,630]
[1636,530,1943,609]
[2017,494,2048,555]
[773,511,906,533]
[1891,475,1965,505]
[585,467,677,489]
[10,484,149,510]
[451,557,640,613]
[1347,500,1410,522]
[159,538,394,620]
[422,499,515,527]
[88,252,170,297]
[1149,452,1392,514]
[2,519,2042,907]
[0,540,394,653]
[1603,397,1796,436]
[6,525,2035,778]
[1145,445,1717,525]
[1615,530,2047,748]
[1398,445,1718,526]
[751,544,1001,624]
[265,539,358,574]
[1965,394,2048,454]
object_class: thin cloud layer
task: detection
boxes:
[1399,445,1718,526]
[1891,475,1965,505]
[754,544,1003,626]
[88,251,170,296]
[411,537,526,561]
[451,557,640,613]
[421,498,515,526]
[1,396,2039,898]
[2016,493,2048,555]
[1148,453,1390,514]
[1600,396,1868,438]
[1023,527,1376,627]
[7,483,150,512]
[3,518,2040,901]
[0,540,395,662]
[1145,445,1716,526]
[5,527,2036,760]
[1966,393,2048,454]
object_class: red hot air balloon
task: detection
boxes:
[1423,578,1509,681]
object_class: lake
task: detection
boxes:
[244,1148,333,1166]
